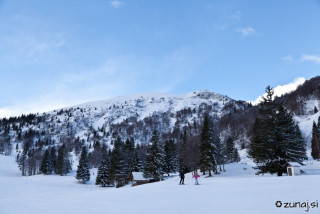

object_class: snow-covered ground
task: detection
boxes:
[1,150,320,214]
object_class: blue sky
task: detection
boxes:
[0,0,320,117]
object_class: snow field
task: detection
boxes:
[1,150,320,214]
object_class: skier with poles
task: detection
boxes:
[192,172,200,185]
[179,169,185,185]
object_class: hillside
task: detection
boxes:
[0,89,247,154]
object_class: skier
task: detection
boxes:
[192,172,200,185]
[179,170,185,185]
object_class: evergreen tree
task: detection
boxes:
[247,86,306,176]
[143,130,165,180]
[169,139,179,173]
[109,136,125,187]
[199,113,217,176]
[311,121,320,160]
[40,149,51,174]
[233,147,241,163]
[123,137,135,183]
[163,140,175,176]
[50,147,57,174]
[18,150,28,176]
[130,148,143,172]
[96,151,110,187]
[55,144,71,176]
[226,136,234,163]
[76,146,90,183]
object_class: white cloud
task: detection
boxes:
[236,27,256,36]
[300,54,320,64]
[282,55,293,62]
[249,77,306,105]
[110,1,125,8]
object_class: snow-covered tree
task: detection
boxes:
[143,130,165,180]
[55,144,71,176]
[76,146,90,183]
[18,150,28,176]
[96,151,109,187]
[40,149,51,174]
[50,147,57,174]
[311,120,320,160]
[109,136,126,187]
[163,139,179,176]
[130,148,143,172]
[233,147,241,163]
[225,136,234,163]
[199,113,217,176]
[247,86,306,176]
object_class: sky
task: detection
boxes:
[0,0,320,117]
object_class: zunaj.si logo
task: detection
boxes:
[275,200,318,212]
[275,201,282,208]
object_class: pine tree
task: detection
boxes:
[169,139,179,173]
[226,136,234,163]
[50,147,57,174]
[55,144,71,176]
[199,113,217,176]
[311,121,320,160]
[109,136,125,187]
[233,147,241,163]
[163,140,176,176]
[18,150,28,176]
[76,146,90,183]
[130,148,143,172]
[40,149,51,174]
[96,151,110,187]
[248,86,306,176]
[143,130,165,180]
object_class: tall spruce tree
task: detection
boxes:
[311,121,320,160]
[76,146,90,183]
[50,146,57,174]
[55,144,71,176]
[199,113,217,176]
[130,148,143,172]
[96,150,110,187]
[163,139,179,176]
[18,150,28,176]
[226,136,235,163]
[247,86,306,176]
[143,130,165,180]
[233,148,241,163]
[109,136,126,187]
[40,149,51,174]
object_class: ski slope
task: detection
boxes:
[1,151,320,214]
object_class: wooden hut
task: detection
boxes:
[129,172,150,186]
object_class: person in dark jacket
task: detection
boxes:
[179,170,185,185]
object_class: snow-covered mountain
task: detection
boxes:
[0,89,248,155]
[1,76,319,154]
[42,89,247,145]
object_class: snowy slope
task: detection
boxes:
[1,150,320,214]
[294,112,320,146]
[8,89,244,147]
